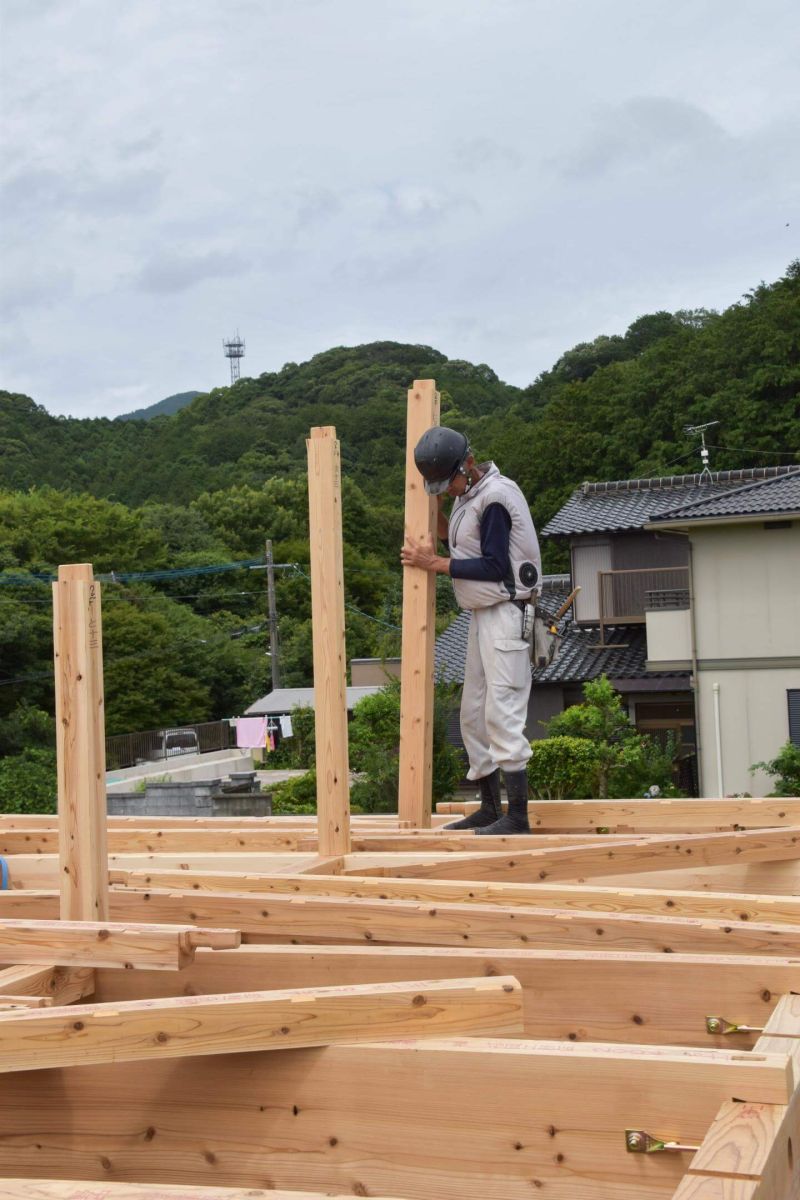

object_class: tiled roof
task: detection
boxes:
[533,623,684,685]
[434,577,570,685]
[541,466,797,537]
[652,467,800,522]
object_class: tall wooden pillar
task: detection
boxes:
[398,379,440,827]
[306,426,351,856]
[53,563,109,921]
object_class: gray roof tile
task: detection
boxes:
[542,466,798,537]
[653,467,800,521]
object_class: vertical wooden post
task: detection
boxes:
[306,427,351,856]
[398,379,440,828]
[52,563,109,921]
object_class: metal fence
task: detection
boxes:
[599,567,690,624]
[105,720,233,772]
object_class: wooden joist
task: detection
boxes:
[0,1039,792,1199]
[1,1183,408,1200]
[93,944,800,1051]
[108,867,800,926]
[93,886,800,957]
[0,964,94,1004]
[0,976,523,1073]
[438,796,800,833]
[375,826,800,883]
[0,919,239,970]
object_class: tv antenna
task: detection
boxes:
[223,331,245,385]
[683,420,719,479]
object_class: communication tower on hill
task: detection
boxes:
[223,332,245,385]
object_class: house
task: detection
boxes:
[434,464,800,796]
[644,466,800,796]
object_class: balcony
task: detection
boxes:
[598,567,689,626]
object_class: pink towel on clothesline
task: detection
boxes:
[235,716,267,749]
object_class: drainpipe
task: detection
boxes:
[712,682,724,798]
[686,539,704,795]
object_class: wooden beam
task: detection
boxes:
[92,942,800,1050]
[0,853,331,889]
[378,827,800,883]
[108,868,800,925]
[439,796,800,832]
[0,964,94,1005]
[0,1183,408,1200]
[672,1176,759,1197]
[90,886,800,958]
[53,563,109,921]
[306,427,351,856]
[587,860,800,896]
[398,378,439,828]
[761,992,800,1039]
[677,1085,800,1199]
[0,918,239,970]
[0,976,523,1073]
[0,1040,792,1198]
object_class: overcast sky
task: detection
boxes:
[1,0,797,418]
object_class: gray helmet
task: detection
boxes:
[413,427,470,495]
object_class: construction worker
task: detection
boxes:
[400,427,541,835]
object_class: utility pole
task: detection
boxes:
[265,539,281,690]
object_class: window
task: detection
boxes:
[789,690,800,748]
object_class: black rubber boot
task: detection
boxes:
[443,769,502,829]
[475,769,531,835]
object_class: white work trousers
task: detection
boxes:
[459,601,533,780]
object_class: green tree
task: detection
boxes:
[348,679,463,813]
[545,676,682,798]
[0,748,57,813]
[751,742,800,797]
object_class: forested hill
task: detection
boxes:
[1,262,798,527]
[115,390,202,422]
[0,263,797,756]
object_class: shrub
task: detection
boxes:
[527,736,600,800]
[751,742,800,797]
[269,770,318,814]
[348,678,462,813]
[0,749,58,813]
[266,705,316,769]
[544,676,685,798]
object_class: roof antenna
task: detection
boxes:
[683,421,719,481]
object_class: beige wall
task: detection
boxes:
[698,668,799,796]
[691,523,800,659]
[645,608,691,664]
[350,658,401,685]
[689,521,800,795]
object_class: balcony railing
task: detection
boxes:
[597,567,689,644]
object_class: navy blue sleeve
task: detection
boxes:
[449,503,511,582]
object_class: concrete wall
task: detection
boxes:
[106,750,253,793]
[690,521,800,795]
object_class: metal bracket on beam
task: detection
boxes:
[625,1130,700,1154]
[705,1015,765,1036]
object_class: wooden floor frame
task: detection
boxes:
[2,804,799,1199]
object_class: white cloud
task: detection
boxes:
[0,0,798,416]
